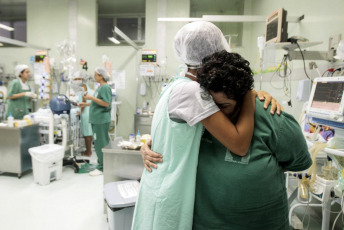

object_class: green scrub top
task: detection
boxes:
[89,84,112,125]
[193,98,312,230]
[5,78,31,119]
[132,77,204,230]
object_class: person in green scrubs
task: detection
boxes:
[192,51,312,230]
[72,71,93,157]
[141,51,311,229]
[132,21,281,230]
[5,64,37,119]
[79,67,112,176]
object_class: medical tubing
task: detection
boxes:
[307,143,328,184]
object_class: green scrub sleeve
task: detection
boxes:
[98,85,112,104]
[7,80,21,97]
[274,112,312,172]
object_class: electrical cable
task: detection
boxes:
[331,194,344,230]
[269,57,292,89]
[295,41,312,82]
[331,68,342,77]
[300,193,311,230]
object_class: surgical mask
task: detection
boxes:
[73,80,83,86]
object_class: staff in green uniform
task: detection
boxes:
[141,51,311,229]
[133,21,282,230]
[5,64,37,119]
[79,67,112,176]
[192,51,312,230]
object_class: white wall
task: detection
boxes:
[239,0,344,119]
[0,0,343,136]
[76,0,139,138]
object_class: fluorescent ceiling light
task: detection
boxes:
[108,37,120,44]
[0,23,14,31]
[114,26,140,50]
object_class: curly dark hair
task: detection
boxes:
[197,50,254,104]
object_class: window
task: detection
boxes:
[190,0,244,47]
[0,2,27,44]
[97,0,146,46]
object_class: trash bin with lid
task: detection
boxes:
[104,180,140,230]
[28,144,65,185]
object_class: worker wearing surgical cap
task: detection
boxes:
[132,21,235,229]
[133,22,284,230]
[173,21,231,69]
[4,64,37,119]
[72,71,93,157]
[79,67,112,176]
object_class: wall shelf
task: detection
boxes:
[0,36,49,50]
[158,15,304,23]
[265,41,323,50]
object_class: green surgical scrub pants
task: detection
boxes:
[91,123,110,171]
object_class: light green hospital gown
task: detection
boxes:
[78,84,93,136]
[132,77,204,230]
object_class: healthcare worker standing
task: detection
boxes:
[72,71,93,157]
[132,21,257,230]
[5,64,37,119]
[79,67,112,176]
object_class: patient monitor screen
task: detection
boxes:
[311,81,344,112]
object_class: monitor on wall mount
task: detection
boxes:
[266,8,288,44]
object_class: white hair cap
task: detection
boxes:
[72,71,84,80]
[15,64,29,77]
[173,21,231,68]
[95,67,110,82]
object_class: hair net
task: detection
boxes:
[173,21,231,67]
[95,67,110,82]
[15,64,29,77]
[72,71,84,80]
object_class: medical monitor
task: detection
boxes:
[307,77,344,124]
[141,50,156,63]
[266,8,288,44]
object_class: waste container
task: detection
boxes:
[29,144,65,185]
[104,180,140,230]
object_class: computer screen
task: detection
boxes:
[307,77,344,124]
[310,81,344,112]
[266,8,288,43]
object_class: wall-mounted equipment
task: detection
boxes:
[307,77,344,127]
[266,8,288,44]
[141,50,157,63]
[34,50,51,100]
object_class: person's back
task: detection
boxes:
[193,51,312,230]
[193,99,311,230]
[132,22,255,230]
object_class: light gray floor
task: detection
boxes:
[0,153,109,230]
[2,152,344,230]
